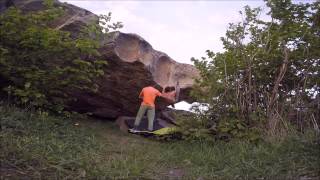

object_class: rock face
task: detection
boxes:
[1,0,199,119]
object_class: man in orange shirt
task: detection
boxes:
[131,85,176,132]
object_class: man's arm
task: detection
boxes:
[161,92,175,104]
[139,90,143,99]
[156,90,163,97]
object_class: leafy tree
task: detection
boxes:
[190,0,319,139]
[0,0,122,113]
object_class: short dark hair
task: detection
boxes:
[164,87,171,93]
[164,86,175,93]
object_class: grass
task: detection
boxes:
[1,105,319,179]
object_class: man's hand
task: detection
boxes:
[139,91,143,99]
[162,86,166,93]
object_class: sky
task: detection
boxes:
[60,0,269,65]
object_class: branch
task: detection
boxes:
[268,46,289,110]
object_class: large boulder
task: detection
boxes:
[73,31,199,119]
[1,0,199,119]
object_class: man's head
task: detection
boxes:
[164,86,175,93]
[164,87,171,93]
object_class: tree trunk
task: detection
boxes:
[267,47,289,134]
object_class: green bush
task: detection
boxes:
[0,0,121,113]
[175,113,212,141]
[175,112,262,142]
[189,0,319,139]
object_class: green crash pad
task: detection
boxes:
[128,127,178,136]
[125,117,180,138]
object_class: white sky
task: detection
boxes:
[59,0,309,111]
[60,0,269,65]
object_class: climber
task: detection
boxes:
[130,84,177,133]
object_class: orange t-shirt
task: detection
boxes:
[140,86,162,107]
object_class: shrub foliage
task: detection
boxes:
[182,0,319,140]
[0,0,121,112]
